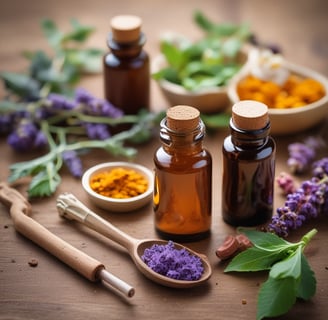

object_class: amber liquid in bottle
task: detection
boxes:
[222,101,276,227]
[154,106,212,242]
[103,16,150,114]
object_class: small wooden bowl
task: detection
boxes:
[82,162,153,212]
[228,60,328,135]
[152,49,249,113]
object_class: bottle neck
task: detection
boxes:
[230,118,270,148]
[159,118,205,154]
[107,33,146,58]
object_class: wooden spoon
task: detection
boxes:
[56,193,212,288]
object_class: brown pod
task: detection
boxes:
[215,235,240,260]
[236,234,253,251]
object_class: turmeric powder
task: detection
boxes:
[90,167,148,199]
[237,74,325,109]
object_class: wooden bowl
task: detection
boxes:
[228,60,328,136]
[82,162,153,212]
[152,50,249,113]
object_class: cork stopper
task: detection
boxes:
[232,100,269,131]
[110,15,142,43]
[166,105,200,132]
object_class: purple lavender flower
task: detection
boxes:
[287,143,316,173]
[312,157,328,179]
[141,241,204,281]
[75,88,123,118]
[74,87,94,104]
[48,93,76,110]
[62,150,83,178]
[267,157,328,237]
[33,130,48,149]
[7,120,47,152]
[287,136,325,174]
[84,123,111,140]
[85,98,123,118]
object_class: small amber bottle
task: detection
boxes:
[103,15,150,114]
[222,100,276,226]
[153,105,212,242]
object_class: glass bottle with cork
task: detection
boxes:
[222,100,276,226]
[103,15,150,114]
[153,105,212,242]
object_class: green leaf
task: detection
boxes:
[296,253,316,300]
[239,229,291,250]
[193,10,239,36]
[152,67,180,84]
[224,246,286,272]
[9,159,47,183]
[270,246,302,280]
[64,48,103,73]
[193,10,251,40]
[28,164,61,198]
[61,19,94,44]
[0,71,40,99]
[41,19,63,48]
[161,41,185,70]
[257,277,297,320]
[28,50,52,80]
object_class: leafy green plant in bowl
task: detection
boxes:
[152,11,251,113]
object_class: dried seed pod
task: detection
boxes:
[236,234,253,251]
[215,235,240,260]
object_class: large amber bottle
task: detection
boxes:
[103,15,150,114]
[154,105,212,242]
[222,100,276,226]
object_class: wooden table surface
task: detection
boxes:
[1,1,327,319]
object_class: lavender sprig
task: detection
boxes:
[267,158,328,237]
[7,111,162,198]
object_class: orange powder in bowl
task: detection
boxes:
[90,167,148,199]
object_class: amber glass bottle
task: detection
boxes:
[154,105,212,242]
[103,15,150,114]
[222,100,276,227]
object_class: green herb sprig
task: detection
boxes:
[7,110,164,198]
[225,228,317,320]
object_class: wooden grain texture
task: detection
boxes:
[1,1,328,319]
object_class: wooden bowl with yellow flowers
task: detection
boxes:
[228,49,328,135]
[82,162,153,212]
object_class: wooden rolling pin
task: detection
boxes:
[0,182,135,298]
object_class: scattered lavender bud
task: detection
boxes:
[276,172,296,195]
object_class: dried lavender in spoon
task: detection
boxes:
[141,241,204,281]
